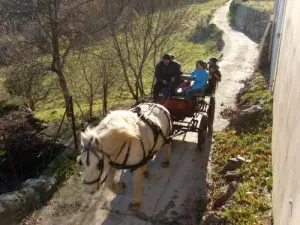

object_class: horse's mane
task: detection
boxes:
[81,110,138,152]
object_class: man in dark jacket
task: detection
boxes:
[153,54,181,101]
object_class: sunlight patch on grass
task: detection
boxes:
[245,0,274,12]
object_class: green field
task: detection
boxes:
[1,0,228,122]
[244,0,275,12]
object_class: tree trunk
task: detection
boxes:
[50,0,72,117]
[26,98,35,111]
[57,70,72,117]
[102,83,108,117]
[89,95,94,119]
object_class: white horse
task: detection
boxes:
[77,103,173,211]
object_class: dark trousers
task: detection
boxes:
[153,81,168,100]
[184,87,204,99]
[153,81,178,101]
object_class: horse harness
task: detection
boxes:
[80,140,105,186]
[81,103,172,186]
[106,103,172,172]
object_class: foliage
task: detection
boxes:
[51,153,77,181]
[0,0,228,123]
[209,71,273,224]
[33,0,228,121]
[0,0,128,114]
[244,0,275,12]
[188,22,224,51]
[107,0,190,101]
[3,62,55,111]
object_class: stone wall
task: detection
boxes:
[233,1,271,41]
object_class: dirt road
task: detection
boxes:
[21,1,258,225]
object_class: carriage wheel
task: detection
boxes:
[207,97,215,130]
[198,115,208,151]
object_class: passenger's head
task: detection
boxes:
[208,57,218,66]
[162,54,172,65]
[196,60,206,70]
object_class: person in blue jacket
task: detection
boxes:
[183,60,208,99]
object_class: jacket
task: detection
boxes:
[190,69,208,90]
[155,60,181,84]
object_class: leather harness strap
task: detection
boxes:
[107,103,172,172]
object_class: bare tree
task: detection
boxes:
[66,52,102,119]
[0,0,128,115]
[4,62,55,111]
[106,0,188,102]
[66,50,119,118]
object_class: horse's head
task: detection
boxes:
[78,128,104,194]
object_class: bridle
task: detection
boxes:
[80,139,105,186]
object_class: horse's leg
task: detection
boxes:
[162,142,172,168]
[143,163,150,178]
[106,167,126,194]
[129,166,144,211]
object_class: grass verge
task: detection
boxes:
[244,1,274,13]
[207,71,273,224]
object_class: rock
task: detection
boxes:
[0,176,57,225]
[21,176,56,201]
[236,84,250,103]
[0,187,38,225]
[221,158,243,173]
[40,123,48,129]
[236,156,246,162]
[236,105,264,125]
[200,211,222,225]
[239,104,252,110]
[212,182,238,209]
[224,171,242,182]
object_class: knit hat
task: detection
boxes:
[162,54,172,60]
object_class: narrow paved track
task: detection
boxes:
[20,1,258,225]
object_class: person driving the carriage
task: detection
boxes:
[206,57,222,93]
[153,53,181,101]
[183,60,208,99]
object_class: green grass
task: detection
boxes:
[34,0,228,122]
[49,152,78,181]
[244,0,275,12]
[1,0,227,123]
[209,71,273,224]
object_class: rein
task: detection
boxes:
[82,139,106,186]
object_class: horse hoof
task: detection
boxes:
[129,202,140,211]
[161,161,170,168]
[143,171,150,178]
